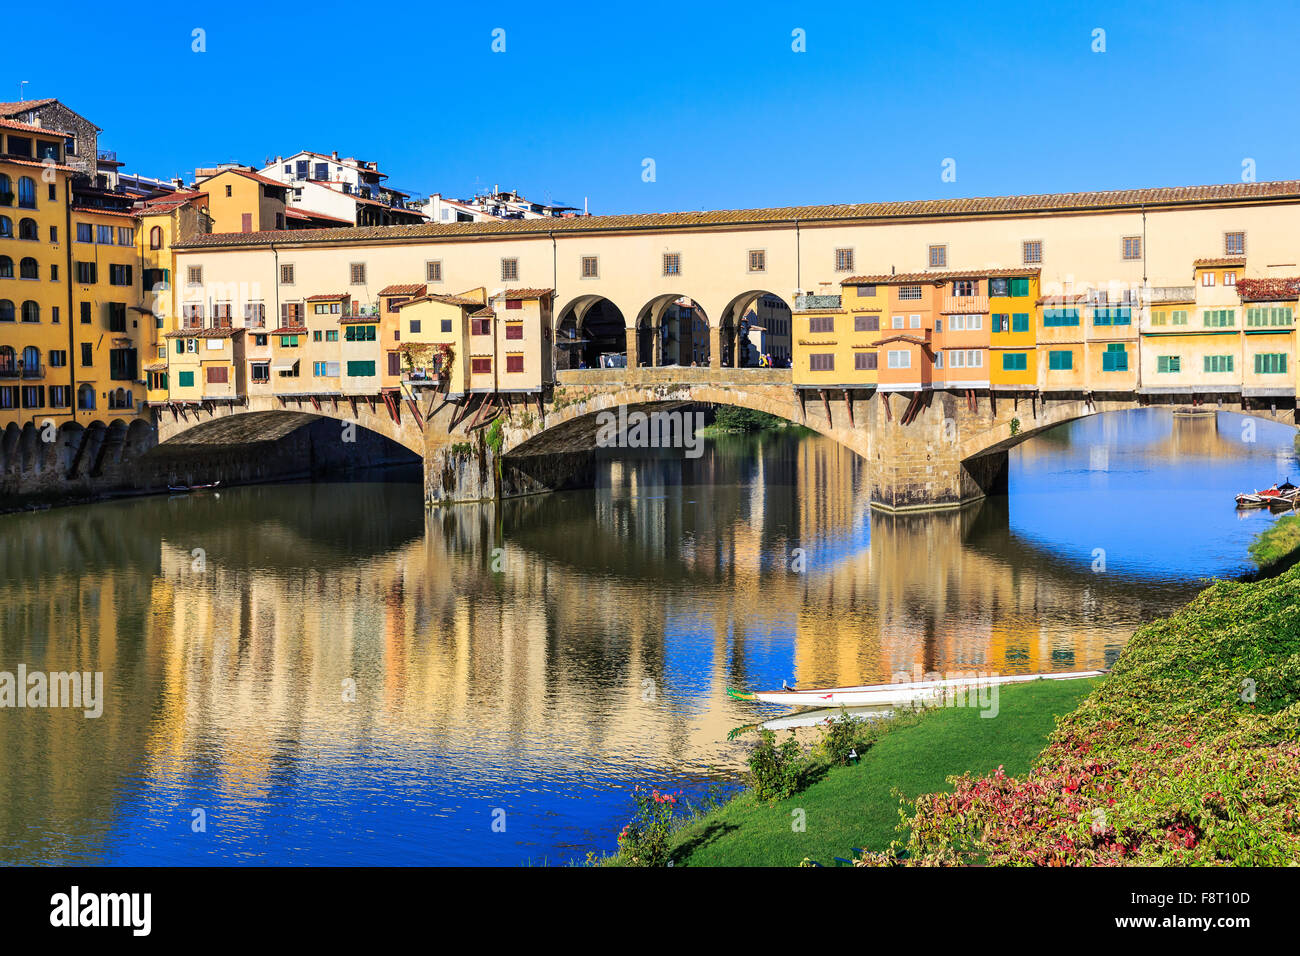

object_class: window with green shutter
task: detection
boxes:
[992,313,1009,333]
[1001,352,1027,371]
[1048,350,1073,370]
[1254,353,1287,374]
[1101,343,1128,372]
[1203,309,1236,328]
[1012,313,1029,332]
[1204,355,1234,373]
[1043,309,1080,327]
[1009,278,1029,297]
[346,360,376,377]
[1246,307,1294,327]
[1171,310,1188,325]
[178,371,194,388]
[1157,355,1181,373]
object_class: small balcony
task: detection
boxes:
[942,294,989,314]
[0,362,42,380]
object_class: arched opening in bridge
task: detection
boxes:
[554,296,627,370]
[717,290,793,368]
[633,295,709,367]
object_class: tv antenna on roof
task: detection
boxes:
[18,80,29,102]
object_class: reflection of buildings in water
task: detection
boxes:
[0,437,1188,862]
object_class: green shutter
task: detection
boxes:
[178,371,194,388]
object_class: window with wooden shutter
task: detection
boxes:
[506,355,524,373]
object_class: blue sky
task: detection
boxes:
[8,1,1298,214]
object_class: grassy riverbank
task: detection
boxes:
[608,677,1098,866]
[1248,514,1300,572]
[860,562,1300,866]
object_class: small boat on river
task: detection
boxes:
[1236,479,1298,509]
[167,480,222,493]
[728,670,1106,709]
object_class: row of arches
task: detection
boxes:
[552,289,794,370]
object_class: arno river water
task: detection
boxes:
[1,408,1296,865]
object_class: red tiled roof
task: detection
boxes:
[306,293,350,301]
[380,283,426,296]
[206,167,288,189]
[1236,278,1300,302]
[843,268,1040,285]
[1193,257,1246,268]
[284,206,353,225]
[163,327,242,339]
[499,288,554,299]
[470,307,495,318]
[393,292,482,309]
[71,206,137,219]
[174,180,1300,250]
[338,314,379,324]
[0,116,59,135]
[3,157,74,173]
[0,98,59,115]
[269,326,308,335]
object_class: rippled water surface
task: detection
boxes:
[0,409,1295,864]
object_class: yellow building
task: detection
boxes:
[394,289,486,397]
[196,167,288,233]
[488,288,554,395]
[136,190,212,406]
[988,273,1039,388]
[0,118,75,431]
[1139,258,1246,397]
[790,291,856,389]
[1236,278,1297,401]
[70,203,146,421]
[1036,293,1087,390]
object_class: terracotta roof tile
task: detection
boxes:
[269,326,308,335]
[164,327,242,339]
[498,288,554,299]
[470,307,496,318]
[380,283,427,296]
[842,267,1039,285]
[174,180,1300,250]
[1193,257,1246,268]
[338,314,380,324]
[306,293,350,301]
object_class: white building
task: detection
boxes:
[259,150,425,226]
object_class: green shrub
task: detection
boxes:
[713,407,788,432]
[747,729,806,802]
[815,709,861,766]
[616,788,680,866]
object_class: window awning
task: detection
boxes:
[272,360,299,371]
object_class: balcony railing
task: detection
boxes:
[942,295,989,314]
[1144,286,1196,304]
[97,149,118,163]
[0,363,42,379]
[795,294,841,310]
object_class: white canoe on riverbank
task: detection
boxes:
[728,670,1106,709]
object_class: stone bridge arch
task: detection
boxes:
[155,394,428,456]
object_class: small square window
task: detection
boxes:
[834,248,854,272]
[1224,232,1245,256]
[663,252,681,276]
[501,258,519,282]
[1122,236,1142,260]
[581,256,599,278]
[349,263,366,285]
[1022,240,1042,264]
[426,260,443,282]
[186,266,203,286]
[280,264,295,285]
[928,245,947,268]
[748,250,766,273]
